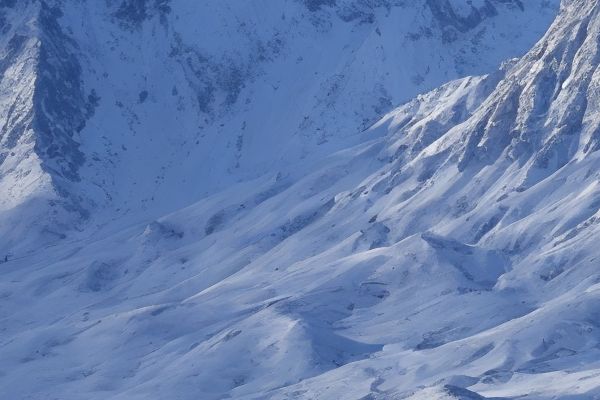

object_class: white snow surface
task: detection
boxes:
[9,0,600,399]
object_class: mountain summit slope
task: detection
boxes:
[268,0,600,396]
[7,0,600,400]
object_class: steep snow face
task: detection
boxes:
[0,2,42,211]
[0,0,558,238]
[451,0,600,186]
[0,1,97,198]
[0,1,97,253]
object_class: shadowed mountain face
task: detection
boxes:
[9,1,600,400]
[0,0,557,253]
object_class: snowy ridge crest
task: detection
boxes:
[0,1,96,207]
[381,0,600,193]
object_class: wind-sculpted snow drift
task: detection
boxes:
[7,0,600,399]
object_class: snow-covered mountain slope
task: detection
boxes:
[0,0,558,253]
[9,0,600,399]
[0,0,98,252]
